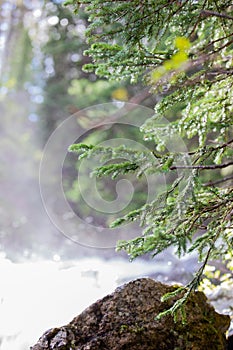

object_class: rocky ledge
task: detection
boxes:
[31,278,230,350]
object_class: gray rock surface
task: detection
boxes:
[31,278,230,350]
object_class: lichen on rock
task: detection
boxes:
[31,278,230,350]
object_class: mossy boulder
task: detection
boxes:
[31,278,230,350]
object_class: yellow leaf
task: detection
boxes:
[151,66,166,82]
[171,51,188,68]
[163,60,174,71]
[174,36,191,51]
[111,87,129,101]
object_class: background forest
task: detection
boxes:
[1,0,152,260]
[0,2,167,349]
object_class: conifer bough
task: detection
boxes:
[66,0,233,319]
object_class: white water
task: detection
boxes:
[0,256,170,350]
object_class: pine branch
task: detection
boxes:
[66,0,233,320]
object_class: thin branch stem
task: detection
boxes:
[203,175,233,186]
[170,161,233,170]
[201,9,233,20]
[209,138,233,150]
[189,0,208,38]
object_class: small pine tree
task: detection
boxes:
[65,1,233,318]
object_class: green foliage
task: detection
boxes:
[66,0,233,318]
[65,0,233,83]
[1,22,33,90]
[68,78,120,109]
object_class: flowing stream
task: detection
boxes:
[0,254,185,350]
